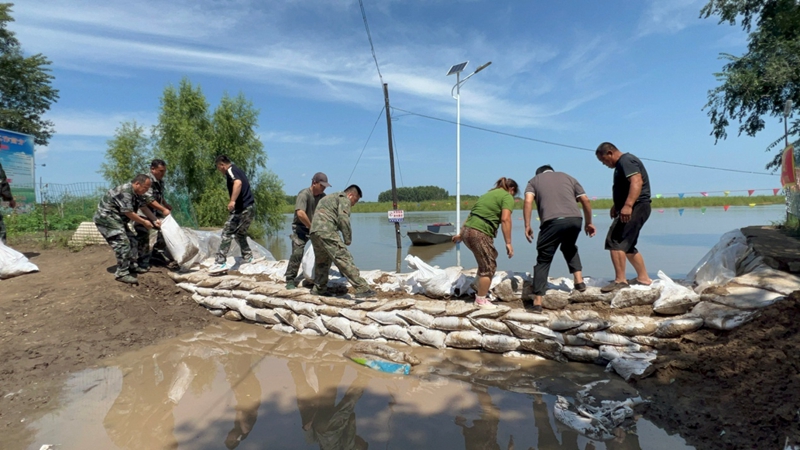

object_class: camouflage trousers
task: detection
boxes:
[216,205,254,264]
[309,232,368,291]
[133,223,171,268]
[0,213,6,244]
[95,221,138,278]
[285,226,309,283]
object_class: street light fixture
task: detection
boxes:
[447,60,491,266]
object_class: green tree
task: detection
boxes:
[153,78,284,237]
[100,121,153,185]
[701,0,800,168]
[0,3,59,146]
[378,185,449,203]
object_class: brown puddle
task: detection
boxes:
[24,322,693,450]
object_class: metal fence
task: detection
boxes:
[2,181,199,237]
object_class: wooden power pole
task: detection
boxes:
[383,83,402,250]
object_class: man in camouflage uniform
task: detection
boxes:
[134,159,173,270]
[0,162,14,244]
[94,174,161,284]
[309,184,375,299]
[285,172,330,289]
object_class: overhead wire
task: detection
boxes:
[359,0,384,85]
[346,106,385,187]
[390,106,775,177]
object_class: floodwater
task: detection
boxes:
[264,204,785,280]
[27,321,693,450]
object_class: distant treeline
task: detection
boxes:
[377,186,450,203]
[282,194,784,214]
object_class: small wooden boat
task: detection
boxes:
[407,222,456,246]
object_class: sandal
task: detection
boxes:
[600,281,629,293]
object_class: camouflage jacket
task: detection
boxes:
[0,163,12,201]
[309,191,353,245]
[140,172,165,217]
[94,182,145,227]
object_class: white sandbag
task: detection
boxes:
[691,301,758,330]
[607,356,656,381]
[707,285,784,310]
[732,264,800,295]
[300,243,315,281]
[159,215,199,266]
[687,229,748,292]
[652,271,700,315]
[0,239,39,279]
[405,254,462,298]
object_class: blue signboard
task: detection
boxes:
[0,128,35,204]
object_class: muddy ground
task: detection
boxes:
[1,243,798,450]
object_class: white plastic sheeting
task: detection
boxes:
[0,240,39,279]
[159,215,274,269]
[687,229,748,293]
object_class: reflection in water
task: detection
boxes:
[408,241,455,261]
[289,362,368,450]
[28,322,695,450]
[454,386,503,450]
[222,353,262,449]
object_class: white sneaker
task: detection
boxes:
[209,263,227,274]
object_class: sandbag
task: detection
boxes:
[160,215,200,266]
[652,270,700,315]
[0,239,39,279]
[300,243,315,281]
[687,229,748,292]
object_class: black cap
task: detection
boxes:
[312,172,331,187]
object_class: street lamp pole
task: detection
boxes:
[448,60,491,266]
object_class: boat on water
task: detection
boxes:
[407,222,456,246]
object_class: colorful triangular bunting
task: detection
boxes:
[678,193,685,199]
[748,189,755,196]
[701,192,708,197]
[724,191,730,196]
[774,188,780,195]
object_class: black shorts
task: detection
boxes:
[605,202,651,254]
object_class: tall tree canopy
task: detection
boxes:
[153,78,285,237]
[0,3,59,146]
[702,0,800,168]
[100,121,153,186]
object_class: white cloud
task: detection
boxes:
[48,110,156,137]
[636,0,707,37]
[261,131,345,146]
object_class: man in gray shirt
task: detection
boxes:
[285,172,330,289]
[523,165,596,312]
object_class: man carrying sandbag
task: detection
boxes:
[134,159,173,271]
[285,172,330,289]
[94,174,161,285]
[0,161,14,244]
[309,184,375,299]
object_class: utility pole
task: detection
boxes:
[383,83,402,252]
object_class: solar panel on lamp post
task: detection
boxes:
[447,60,491,266]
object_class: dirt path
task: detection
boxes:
[1,243,798,450]
[0,244,212,448]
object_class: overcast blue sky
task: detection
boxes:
[10,0,783,200]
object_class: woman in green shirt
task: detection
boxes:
[453,177,518,309]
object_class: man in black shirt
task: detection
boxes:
[211,155,256,273]
[595,142,652,293]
